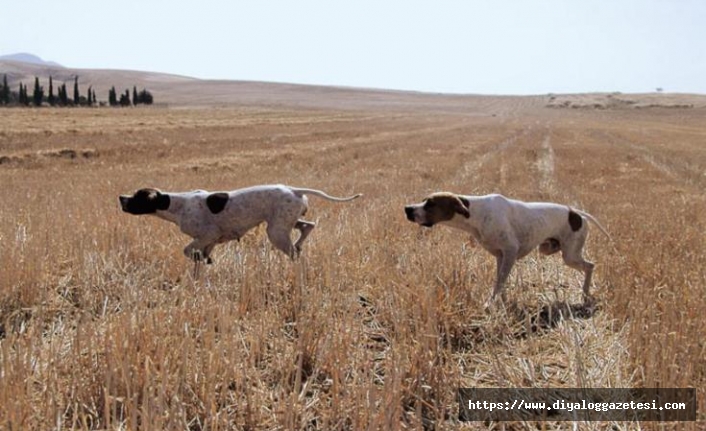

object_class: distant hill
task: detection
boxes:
[0,56,515,111]
[0,53,63,67]
[2,53,705,111]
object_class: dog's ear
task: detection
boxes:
[454,196,470,218]
[155,192,170,211]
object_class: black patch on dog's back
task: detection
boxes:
[568,210,583,232]
[206,192,229,214]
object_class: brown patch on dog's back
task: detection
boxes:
[568,210,582,232]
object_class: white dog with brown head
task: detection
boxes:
[404,192,610,309]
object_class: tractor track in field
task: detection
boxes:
[536,129,556,195]
[457,126,534,186]
[591,129,706,191]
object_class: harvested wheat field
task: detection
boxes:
[1,94,705,430]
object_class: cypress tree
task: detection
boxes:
[137,89,154,105]
[19,82,28,106]
[57,83,66,106]
[32,77,44,107]
[119,89,130,106]
[73,76,79,105]
[48,76,56,106]
[1,74,9,105]
[109,86,117,106]
[133,86,138,106]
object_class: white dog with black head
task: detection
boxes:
[120,184,361,269]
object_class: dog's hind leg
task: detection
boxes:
[293,220,316,255]
[560,233,595,299]
[564,255,595,298]
[266,225,297,259]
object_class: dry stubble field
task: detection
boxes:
[0,98,705,430]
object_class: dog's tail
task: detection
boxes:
[574,209,612,241]
[290,187,362,203]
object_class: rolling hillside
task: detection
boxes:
[3,55,706,111]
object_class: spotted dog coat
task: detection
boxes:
[404,193,611,308]
[119,184,361,262]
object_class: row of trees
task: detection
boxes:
[0,74,153,107]
[108,86,153,106]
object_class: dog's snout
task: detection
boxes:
[119,195,129,210]
[404,206,415,221]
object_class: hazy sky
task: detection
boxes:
[2,0,705,94]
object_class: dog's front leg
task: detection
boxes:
[184,239,216,264]
[484,249,517,309]
[184,239,218,279]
